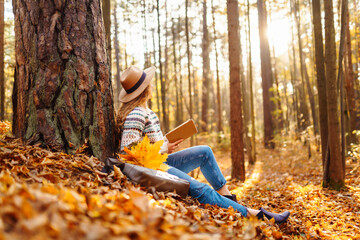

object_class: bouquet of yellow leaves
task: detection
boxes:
[119,136,169,172]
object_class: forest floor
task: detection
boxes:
[0,121,360,239]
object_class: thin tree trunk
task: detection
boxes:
[152,27,161,117]
[282,69,290,134]
[345,5,357,145]
[303,57,319,135]
[240,17,253,165]
[192,66,200,133]
[289,16,301,138]
[113,3,121,110]
[178,17,184,124]
[102,0,111,67]
[142,0,149,68]
[164,0,169,131]
[201,0,210,132]
[172,17,180,126]
[0,0,4,120]
[227,0,245,181]
[292,0,310,132]
[185,0,194,146]
[124,1,129,69]
[267,3,283,132]
[12,0,115,160]
[247,0,256,163]
[211,0,222,134]
[338,0,348,180]
[324,0,344,189]
[355,0,360,93]
[271,45,284,131]
[156,0,168,133]
[257,0,274,149]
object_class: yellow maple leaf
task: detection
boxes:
[119,136,169,171]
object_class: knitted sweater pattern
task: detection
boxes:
[120,107,165,152]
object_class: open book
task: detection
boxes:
[165,119,198,143]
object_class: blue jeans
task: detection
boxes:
[166,145,248,217]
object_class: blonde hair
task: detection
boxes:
[115,86,151,149]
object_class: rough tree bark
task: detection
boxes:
[324,0,344,188]
[257,0,275,149]
[227,0,245,181]
[12,0,115,160]
[312,0,328,167]
[102,0,111,66]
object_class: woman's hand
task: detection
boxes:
[167,139,184,154]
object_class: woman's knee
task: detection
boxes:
[197,145,213,157]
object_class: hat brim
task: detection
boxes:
[119,66,156,103]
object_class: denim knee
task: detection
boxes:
[196,145,212,162]
[199,145,212,156]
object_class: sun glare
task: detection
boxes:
[267,14,292,56]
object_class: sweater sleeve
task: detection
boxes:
[120,109,146,151]
[159,137,168,154]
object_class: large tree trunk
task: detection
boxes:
[257,0,274,149]
[12,0,115,160]
[312,0,328,167]
[201,0,210,132]
[324,0,344,189]
[0,0,4,120]
[227,0,245,181]
[211,0,222,134]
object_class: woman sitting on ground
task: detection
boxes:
[115,66,290,224]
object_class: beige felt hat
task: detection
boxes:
[119,66,156,103]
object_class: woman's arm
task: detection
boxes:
[167,139,184,154]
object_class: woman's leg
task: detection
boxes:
[167,166,248,217]
[166,146,228,191]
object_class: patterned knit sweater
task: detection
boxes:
[120,107,168,153]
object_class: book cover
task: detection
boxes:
[165,119,198,143]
